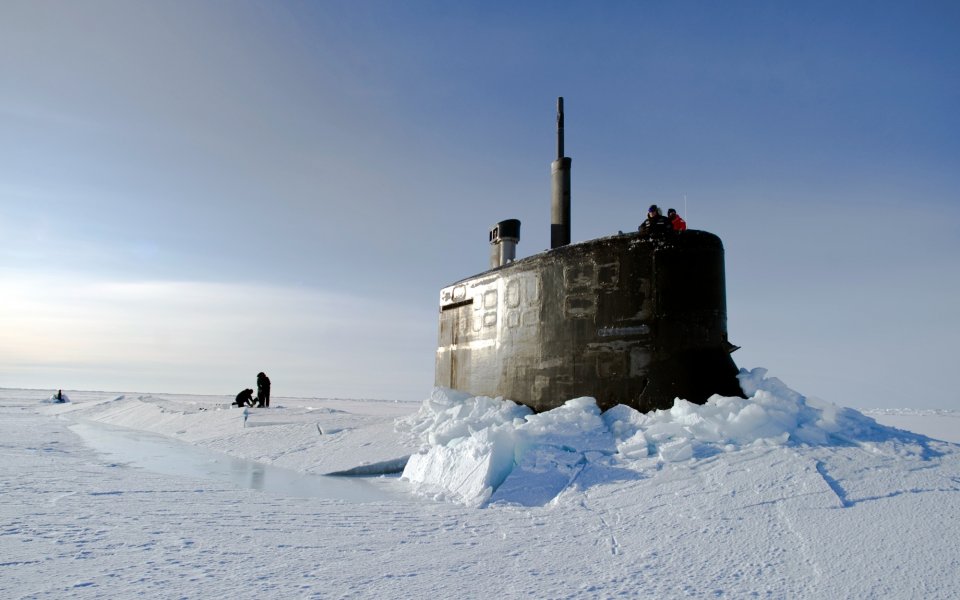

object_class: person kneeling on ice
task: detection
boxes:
[233,388,255,408]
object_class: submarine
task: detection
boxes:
[435,98,743,413]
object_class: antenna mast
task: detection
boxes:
[550,97,572,248]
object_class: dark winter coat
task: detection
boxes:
[639,214,673,236]
[234,388,254,407]
[257,373,271,408]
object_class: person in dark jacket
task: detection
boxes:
[667,208,687,232]
[639,204,673,236]
[233,388,254,408]
[256,372,271,408]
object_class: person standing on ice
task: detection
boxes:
[256,372,271,408]
[667,208,687,231]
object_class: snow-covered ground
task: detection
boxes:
[3,369,959,599]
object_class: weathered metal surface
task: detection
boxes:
[489,219,521,268]
[435,230,743,412]
[550,157,571,249]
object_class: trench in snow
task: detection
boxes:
[69,421,414,504]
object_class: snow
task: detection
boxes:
[3,368,960,598]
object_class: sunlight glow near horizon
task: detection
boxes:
[0,274,435,399]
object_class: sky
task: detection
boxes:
[2,1,958,408]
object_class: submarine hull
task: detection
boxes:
[435,230,742,412]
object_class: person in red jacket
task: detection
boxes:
[667,208,687,232]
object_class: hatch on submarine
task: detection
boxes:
[435,98,743,413]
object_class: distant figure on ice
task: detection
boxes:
[639,204,673,236]
[667,208,687,232]
[233,388,255,408]
[44,390,69,404]
[256,372,271,408]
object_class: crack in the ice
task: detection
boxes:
[852,487,960,505]
[815,461,852,508]
[815,461,959,508]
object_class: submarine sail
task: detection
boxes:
[435,99,742,413]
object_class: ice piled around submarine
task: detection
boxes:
[399,368,904,506]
